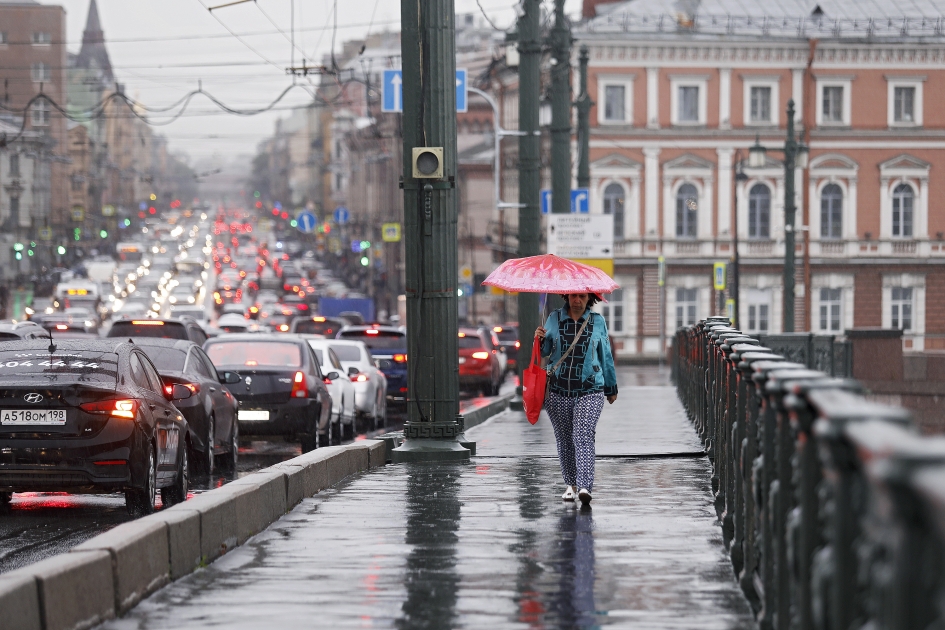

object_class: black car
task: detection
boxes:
[135,338,239,474]
[203,334,332,451]
[290,315,346,337]
[108,317,208,345]
[0,339,192,515]
[0,321,49,341]
[337,326,408,411]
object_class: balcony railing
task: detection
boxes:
[610,237,941,259]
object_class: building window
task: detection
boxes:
[750,86,771,123]
[822,86,844,122]
[0,32,7,45]
[819,288,842,332]
[678,86,699,122]
[601,288,624,333]
[9,197,19,226]
[31,32,51,45]
[675,183,698,238]
[31,100,49,127]
[892,183,914,238]
[747,304,769,333]
[31,62,50,82]
[9,154,19,177]
[820,183,843,239]
[603,183,625,238]
[894,87,915,123]
[675,288,697,329]
[604,85,625,122]
[891,287,913,331]
[748,183,771,239]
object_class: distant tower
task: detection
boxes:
[74,0,114,84]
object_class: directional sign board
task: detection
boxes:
[547,214,614,259]
[296,211,317,234]
[382,69,467,113]
[713,262,727,290]
[540,189,590,214]
[540,190,552,215]
[333,206,350,225]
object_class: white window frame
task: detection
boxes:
[31,32,51,46]
[0,32,7,46]
[670,75,708,126]
[816,77,853,126]
[745,292,771,333]
[30,100,49,127]
[891,181,916,238]
[886,76,925,128]
[31,62,50,83]
[882,273,926,345]
[600,288,626,334]
[674,287,699,329]
[597,75,634,125]
[742,76,780,127]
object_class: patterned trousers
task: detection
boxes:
[544,391,605,491]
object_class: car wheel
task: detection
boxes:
[301,433,317,453]
[161,443,189,507]
[375,390,386,430]
[331,414,342,444]
[196,414,215,475]
[126,442,157,516]
[342,399,355,441]
[222,421,238,471]
[0,492,11,506]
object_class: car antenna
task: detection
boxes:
[47,324,56,354]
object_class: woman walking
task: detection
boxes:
[536,293,618,506]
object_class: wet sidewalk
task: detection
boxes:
[101,366,755,629]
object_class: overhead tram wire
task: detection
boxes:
[195,0,284,73]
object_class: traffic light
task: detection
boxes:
[73,227,81,241]
[12,242,23,261]
[99,229,108,239]
[360,256,369,267]
[57,245,66,255]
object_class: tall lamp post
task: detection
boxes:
[731,154,748,330]
[748,99,809,333]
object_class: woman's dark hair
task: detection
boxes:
[561,293,601,308]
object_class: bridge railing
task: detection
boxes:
[672,318,945,630]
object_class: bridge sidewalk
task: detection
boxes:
[102,366,755,629]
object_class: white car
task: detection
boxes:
[303,338,358,441]
[325,339,388,431]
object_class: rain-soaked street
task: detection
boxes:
[99,366,756,629]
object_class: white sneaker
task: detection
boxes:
[561,486,575,501]
[578,488,592,505]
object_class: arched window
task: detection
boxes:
[748,183,771,239]
[892,183,914,238]
[603,183,625,238]
[675,183,698,238]
[820,183,843,239]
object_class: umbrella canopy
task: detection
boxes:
[481,254,619,295]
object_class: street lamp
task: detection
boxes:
[747,99,809,332]
[732,155,749,330]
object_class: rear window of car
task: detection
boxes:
[0,351,119,384]
[0,333,22,340]
[458,334,484,349]
[329,345,362,362]
[108,321,188,340]
[206,341,302,368]
[140,347,187,371]
[292,319,340,336]
[339,330,405,350]
[496,330,518,342]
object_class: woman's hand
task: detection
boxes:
[607,394,617,404]
[535,326,547,339]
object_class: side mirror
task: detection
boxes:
[326,371,340,381]
[166,383,193,401]
[347,366,359,376]
[219,371,242,385]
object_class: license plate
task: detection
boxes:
[238,410,270,421]
[458,358,466,364]
[1,409,67,425]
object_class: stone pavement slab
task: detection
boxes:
[99,367,755,629]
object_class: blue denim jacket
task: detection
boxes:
[540,306,618,396]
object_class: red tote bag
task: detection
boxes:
[522,336,547,425]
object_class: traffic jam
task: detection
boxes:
[0,205,516,571]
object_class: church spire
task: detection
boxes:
[82,0,104,45]
[76,0,113,83]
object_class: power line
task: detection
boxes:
[195,0,283,73]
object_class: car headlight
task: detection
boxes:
[188,296,195,303]
[169,296,177,303]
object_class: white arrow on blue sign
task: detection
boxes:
[541,189,590,214]
[333,206,350,225]
[296,211,317,234]
[382,69,467,113]
[540,189,552,215]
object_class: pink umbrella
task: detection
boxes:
[481,254,618,295]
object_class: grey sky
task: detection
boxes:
[44,0,582,169]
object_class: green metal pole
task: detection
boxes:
[783,100,797,333]
[391,0,469,462]
[575,45,592,190]
[550,0,571,215]
[516,0,541,387]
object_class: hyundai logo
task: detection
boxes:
[23,393,44,404]
[245,376,252,386]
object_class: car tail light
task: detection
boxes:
[393,353,407,363]
[515,341,521,348]
[366,329,379,335]
[80,399,139,419]
[354,373,369,382]
[278,324,289,332]
[165,383,200,396]
[291,371,307,398]
[312,316,326,322]
[472,351,490,360]
[131,320,164,326]
[93,460,127,466]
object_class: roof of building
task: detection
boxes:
[579,0,945,40]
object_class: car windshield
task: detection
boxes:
[294,319,340,336]
[0,350,119,384]
[339,330,405,350]
[140,346,187,371]
[206,341,302,368]
[109,321,188,340]
[458,335,484,349]
[329,345,362,362]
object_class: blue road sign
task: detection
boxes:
[540,189,552,215]
[571,188,589,214]
[333,206,350,225]
[382,69,468,113]
[296,211,317,234]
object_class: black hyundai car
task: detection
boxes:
[135,338,239,474]
[0,339,192,515]
[203,334,332,451]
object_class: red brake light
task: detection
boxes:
[515,341,521,348]
[354,373,369,382]
[366,329,379,335]
[80,399,139,419]
[132,320,164,326]
[393,353,407,363]
[291,371,307,398]
[472,351,490,360]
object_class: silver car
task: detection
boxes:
[326,339,388,431]
[304,338,358,441]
